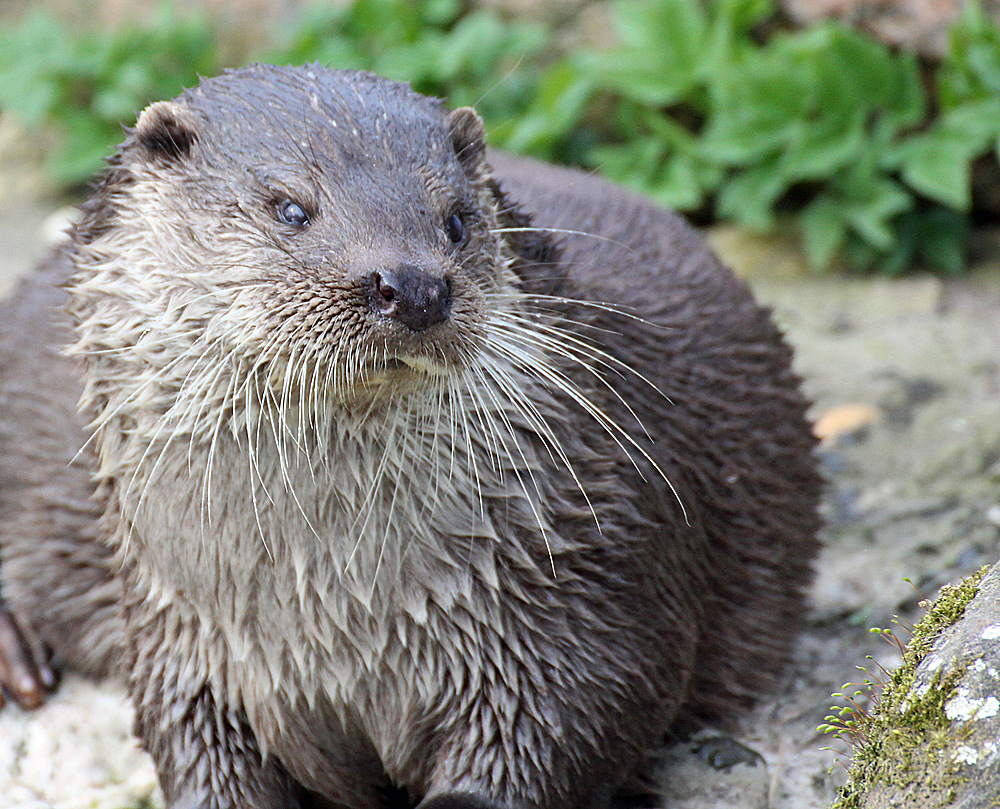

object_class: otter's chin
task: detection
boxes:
[350,355,455,396]
[394,355,451,376]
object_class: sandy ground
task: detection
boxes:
[1,190,998,808]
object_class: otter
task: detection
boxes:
[0,64,821,809]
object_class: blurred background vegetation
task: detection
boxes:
[1,0,999,275]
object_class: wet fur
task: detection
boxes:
[0,65,821,809]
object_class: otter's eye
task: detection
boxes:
[444,211,466,245]
[277,199,309,227]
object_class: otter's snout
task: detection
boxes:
[371,266,452,332]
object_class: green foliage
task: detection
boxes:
[1,0,999,274]
[264,0,551,125]
[0,7,221,185]
[896,3,1000,212]
[575,0,999,274]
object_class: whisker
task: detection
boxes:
[489,225,638,256]
[467,362,557,577]
[482,319,689,525]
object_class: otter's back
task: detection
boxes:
[491,151,822,716]
[0,252,122,677]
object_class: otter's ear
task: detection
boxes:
[447,107,487,178]
[134,101,199,162]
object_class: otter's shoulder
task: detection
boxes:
[487,150,707,250]
[487,150,755,317]
[0,247,76,367]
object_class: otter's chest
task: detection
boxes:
[214,440,526,789]
[126,424,531,760]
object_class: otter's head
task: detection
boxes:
[69,64,558,440]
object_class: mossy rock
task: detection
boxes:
[833,563,1000,808]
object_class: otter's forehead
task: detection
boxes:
[179,64,453,175]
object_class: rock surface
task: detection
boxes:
[886,565,1000,808]
[0,677,158,808]
[654,735,771,809]
[1,195,999,807]
[831,564,1000,808]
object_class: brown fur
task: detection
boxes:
[0,64,821,809]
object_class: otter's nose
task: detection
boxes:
[371,266,452,332]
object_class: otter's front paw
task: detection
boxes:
[0,600,57,709]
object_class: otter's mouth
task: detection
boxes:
[365,354,451,384]
[390,355,449,375]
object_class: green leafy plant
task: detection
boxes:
[1,0,998,274]
[0,7,221,185]
[265,0,551,123]
[572,0,1000,274]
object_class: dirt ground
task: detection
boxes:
[1,185,998,807]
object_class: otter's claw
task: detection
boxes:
[0,601,56,710]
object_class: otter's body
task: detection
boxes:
[0,65,820,809]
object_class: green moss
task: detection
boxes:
[830,566,988,809]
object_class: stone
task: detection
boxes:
[654,734,771,809]
[832,565,1000,808]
